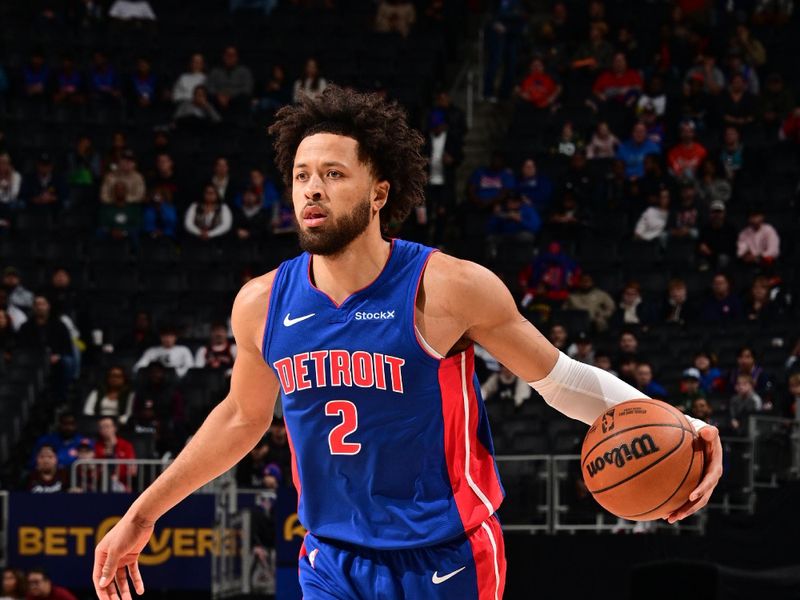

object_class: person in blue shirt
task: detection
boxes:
[467,151,516,212]
[616,121,661,180]
[517,157,553,214]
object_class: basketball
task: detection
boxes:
[580,399,704,521]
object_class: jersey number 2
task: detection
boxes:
[325,400,361,455]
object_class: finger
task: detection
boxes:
[116,567,132,600]
[128,561,145,595]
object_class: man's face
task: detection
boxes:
[33,296,50,320]
[292,133,387,256]
[712,275,729,298]
[26,573,50,597]
[635,365,653,386]
[36,447,57,473]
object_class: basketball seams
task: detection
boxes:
[587,424,686,495]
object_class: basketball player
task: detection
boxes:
[93,86,722,600]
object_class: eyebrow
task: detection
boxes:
[293,161,348,170]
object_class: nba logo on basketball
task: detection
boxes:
[601,408,615,434]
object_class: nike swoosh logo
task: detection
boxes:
[283,312,315,327]
[432,567,466,584]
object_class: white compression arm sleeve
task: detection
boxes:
[530,352,707,432]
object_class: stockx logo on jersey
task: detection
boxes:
[273,350,406,395]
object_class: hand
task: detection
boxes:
[665,426,723,523]
[93,515,153,599]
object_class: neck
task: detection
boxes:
[310,226,391,305]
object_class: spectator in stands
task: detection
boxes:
[109,0,156,22]
[590,51,642,110]
[172,53,206,104]
[674,368,705,412]
[617,122,661,180]
[374,0,416,37]
[25,445,68,493]
[0,152,21,228]
[662,278,697,325]
[746,275,783,325]
[718,74,756,131]
[516,158,553,214]
[94,416,137,491]
[129,56,157,111]
[634,186,670,242]
[173,85,221,127]
[184,184,233,240]
[22,49,49,101]
[698,201,737,269]
[737,206,780,265]
[18,295,76,399]
[134,324,194,378]
[143,186,178,240]
[31,412,82,467]
[566,331,595,365]
[612,281,655,328]
[25,569,76,600]
[548,323,568,352]
[701,272,743,323]
[728,345,770,394]
[83,365,135,425]
[668,183,700,241]
[586,121,619,159]
[760,73,794,135]
[693,350,724,395]
[683,51,725,96]
[668,120,707,181]
[634,361,668,400]
[88,50,121,105]
[697,158,732,209]
[211,156,231,202]
[52,54,84,106]
[563,273,615,332]
[67,135,101,188]
[233,187,270,241]
[2,267,33,312]
[97,181,142,243]
[293,57,327,103]
[0,308,15,363]
[467,151,516,213]
[519,241,579,307]
[100,149,145,204]
[486,195,541,245]
[19,153,68,213]
[195,322,237,375]
[636,75,667,118]
[207,45,254,112]
[515,56,561,111]
[2,567,26,599]
[481,364,530,409]
[729,373,763,434]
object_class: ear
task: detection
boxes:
[372,180,390,210]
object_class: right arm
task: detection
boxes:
[93,272,279,599]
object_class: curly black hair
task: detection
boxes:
[269,85,427,229]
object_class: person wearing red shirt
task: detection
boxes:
[592,52,642,107]
[94,416,137,491]
[25,568,77,600]
[516,57,561,110]
[668,119,708,180]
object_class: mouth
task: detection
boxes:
[302,205,328,228]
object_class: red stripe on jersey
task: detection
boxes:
[468,516,506,600]
[438,346,503,531]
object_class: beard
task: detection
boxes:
[297,197,372,256]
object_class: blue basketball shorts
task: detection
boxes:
[298,515,506,599]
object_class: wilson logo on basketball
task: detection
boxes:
[585,434,660,478]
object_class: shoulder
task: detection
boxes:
[231,270,278,350]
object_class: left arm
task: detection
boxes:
[432,255,723,522]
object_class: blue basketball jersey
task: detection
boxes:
[263,239,504,550]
